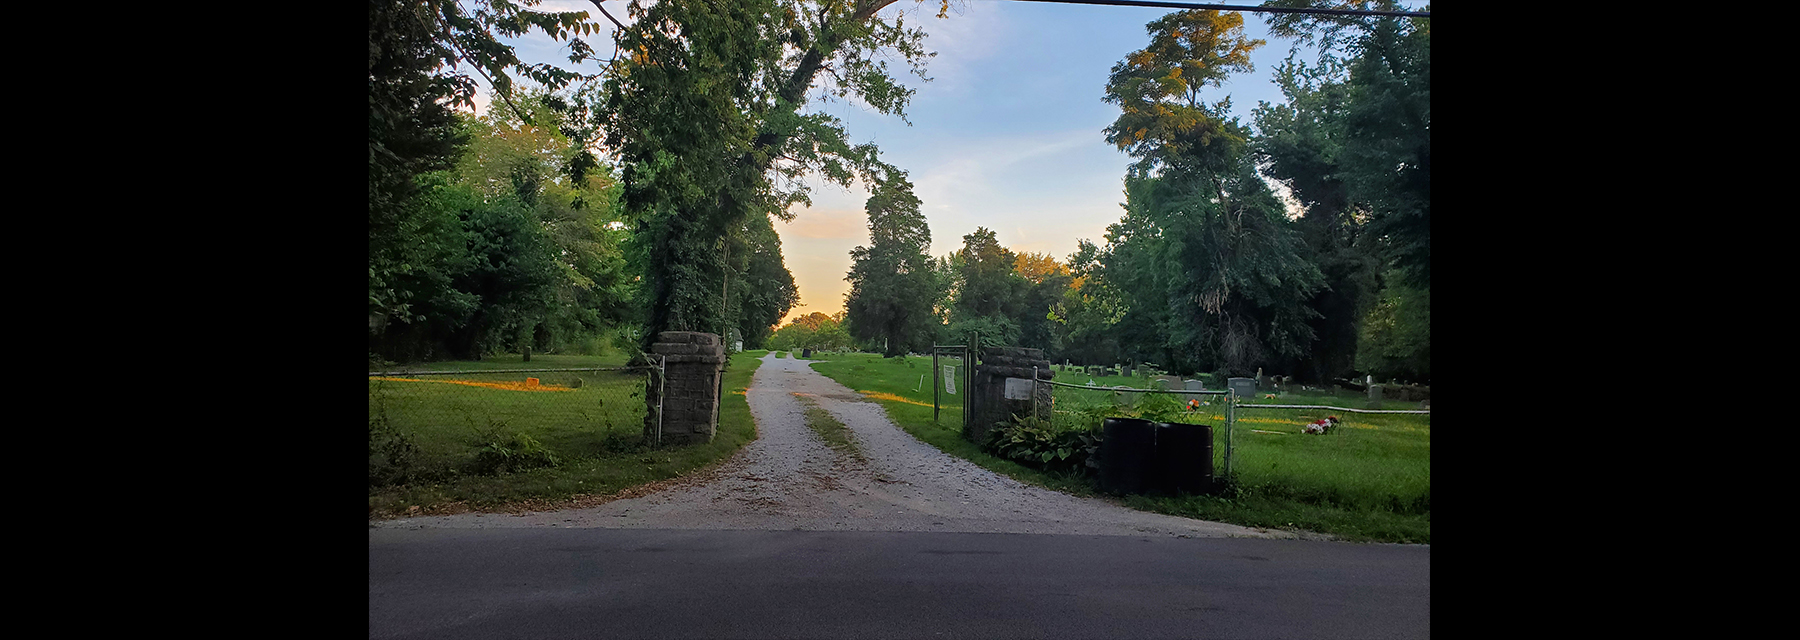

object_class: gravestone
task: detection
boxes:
[1184,379,1205,403]
[1125,362,1135,377]
[1368,384,1383,405]
[523,345,531,362]
[1153,374,1182,391]
[1228,377,1257,400]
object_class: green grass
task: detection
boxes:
[370,352,633,372]
[368,350,764,518]
[808,352,1430,543]
[796,395,862,460]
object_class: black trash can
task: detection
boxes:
[1152,422,1213,496]
[1098,417,1157,495]
[802,348,812,358]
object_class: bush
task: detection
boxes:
[983,415,1099,475]
[369,408,422,487]
[466,426,561,475]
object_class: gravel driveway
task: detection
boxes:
[374,353,1291,539]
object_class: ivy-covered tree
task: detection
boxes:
[597,0,938,348]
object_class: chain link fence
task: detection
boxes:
[368,365,660,484]
[1039,373,1429,505]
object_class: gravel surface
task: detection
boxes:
[374,353,1293,539]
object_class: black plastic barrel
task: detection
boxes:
[1151,422,1214,496]
[1098,417,1157,495]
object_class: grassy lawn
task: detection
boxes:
[368,350,766,518]
[807,352,1430,543]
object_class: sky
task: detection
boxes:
[466,0,1426,326]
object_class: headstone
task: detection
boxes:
[1153,374,1181,391]
[1368,384,1383,404]
[1125,363,1135,377]
[1183,379,1205,403]
[1228,377,1257,400]
[523,345,531,362]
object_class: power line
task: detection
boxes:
[1000,0,1430,19]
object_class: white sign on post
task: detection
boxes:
[1004,377,1033,400]
[943,365,957,394]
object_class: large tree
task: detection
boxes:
[369,0,601,334]
[597,0,937,348]
[1264,0,1430,291]
[844,177,942,356]
[730,212,800,350]
[1255,0,1430,381]
[1097,9,1324,376]
[947,227,1025,346]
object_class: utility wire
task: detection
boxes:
[1000,0,1430,18]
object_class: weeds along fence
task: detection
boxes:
[1041,376,1431,509]
[367,364,661,484]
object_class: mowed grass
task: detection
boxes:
[371,352,633,372]
[807,352,1431,543]
[368,350,766,518]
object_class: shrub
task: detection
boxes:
[466,425,562,475]
[984,415,1099,475]
[369,394,422,487]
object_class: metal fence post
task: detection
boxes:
[1033,365,1040,422]
[656,354,666,444]
[1225,387,1235,482]
[933,347,940,424]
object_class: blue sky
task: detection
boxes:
[467,1,1425,325]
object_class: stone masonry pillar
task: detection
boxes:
[965,346,1054,445]
[648,331,726,445]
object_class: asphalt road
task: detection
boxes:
[369,527,1430,639]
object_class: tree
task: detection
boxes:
[1264,0,1430,290]
[370,0,604,332]
[597,0,939,349]
[947,227,1025,346]
[731,212,800,349]
[1012,252,1073,357]
[1356,270,1429,383]
[1253,54,1378,383]
[1097,9,1324,376]
[1049,241,1126,366]
[844,177,941,356]
[769,312,854,351]
[1254,1,1430,380]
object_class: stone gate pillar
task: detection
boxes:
[965,346,1054,445]
[647,331,726,445]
